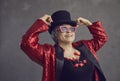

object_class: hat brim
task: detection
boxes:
[49,21,77,34]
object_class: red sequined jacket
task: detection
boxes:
[20,19,108,81]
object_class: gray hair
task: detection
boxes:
[51,29,58,44]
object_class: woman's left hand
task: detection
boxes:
[76,17,92,27]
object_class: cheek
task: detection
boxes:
[70,33,75,41]
[59,34,65,39]
[73,34,75,38]
[57,33,65,40]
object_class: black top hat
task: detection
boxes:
[48,10,77,34]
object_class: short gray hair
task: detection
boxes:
[51,29,58,44]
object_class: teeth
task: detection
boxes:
[68,34,72,36]
[66,35,72,37]
[65,34,73,37]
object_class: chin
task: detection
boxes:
[65,39,74,43]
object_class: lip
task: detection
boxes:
[65,34,73,37]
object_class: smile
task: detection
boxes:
[65,34,73,37]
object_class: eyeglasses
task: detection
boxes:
[57,26,77,33]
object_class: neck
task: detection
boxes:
[58,42,73,51]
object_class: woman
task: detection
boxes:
[20,10,108,81]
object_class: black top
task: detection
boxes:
[60,52,95,81]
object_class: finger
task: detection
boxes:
[49,16,53,22]
[46,17,51,22]
[76,19,83,27]
[47,16,53,23]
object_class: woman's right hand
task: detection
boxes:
[40,14,53,26]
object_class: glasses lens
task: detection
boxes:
[70,27,76,32]
[61,27,67,32]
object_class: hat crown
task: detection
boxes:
[51,10,71,22]
[49,10,76,34]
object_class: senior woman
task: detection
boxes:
[20,10,108,81]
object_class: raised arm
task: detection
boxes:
[73,17,108,52]
[20,15,53,65]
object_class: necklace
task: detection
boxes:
[64,51,80,61]
[65,52,87,68]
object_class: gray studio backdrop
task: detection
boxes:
[0,0,120,81]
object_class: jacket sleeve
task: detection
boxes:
[20,19,53,65]
[74,21,108,52]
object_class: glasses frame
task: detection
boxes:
[57,26,77,33]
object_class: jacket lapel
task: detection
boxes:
[75,43,106,81]
[54,44,64,81]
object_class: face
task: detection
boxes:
[55,24,76,44]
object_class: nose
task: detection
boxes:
[66,28,72,33]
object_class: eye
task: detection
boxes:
[70,27,76,32]
[61,27,67,32]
